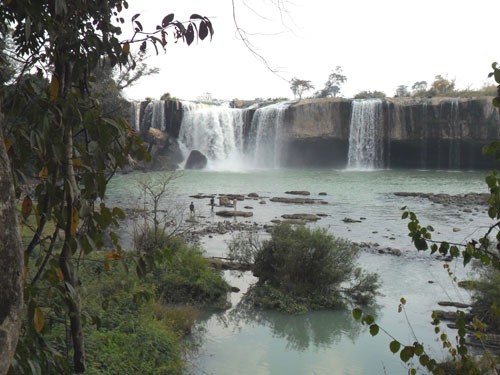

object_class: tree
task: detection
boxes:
[411,80,428,95]
[316,66,347,98]
[290,77,314,99]
[431,74,455,96]
[0,1,213,372]
[395,85,409,97]
[353,90,386,99]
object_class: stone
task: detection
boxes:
[216,210,253,218]
[281,213,320,221]
[270,197,326,204]
[248,193,259,198]
[342,217,362,223]
[285,190,310,196]
[185,150,208,169]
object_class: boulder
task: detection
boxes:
[185,150,208,169]
[219,196,230,206]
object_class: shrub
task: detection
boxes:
[153,245,230,307]
[248,224,380,312]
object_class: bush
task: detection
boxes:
[248,224,380,312]
[152,245,230,307]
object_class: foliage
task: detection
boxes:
[315,66,347,98]
[290,77,314,99]
[353,90,386,99]
[0,1,214,372]
[245,224,380,313]
[395,85,410,97]
[227,230,262,266]
[80,256,185,375]
[151,244,230,307]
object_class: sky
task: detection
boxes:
[120,0,500,102]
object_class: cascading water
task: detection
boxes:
[178,101,291,170]
[129,101,142,132]
[247,101,290,168]
[178,102,245,169]
[347,99,384,170]
[449,99,461,169]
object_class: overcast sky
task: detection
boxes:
[121,0,500,101]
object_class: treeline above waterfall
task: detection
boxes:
[130,97,500,170]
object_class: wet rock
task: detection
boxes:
[244,206,254,209]
[281,213,320,221]
[453,227,461,232]
[259,200,266,204]
[271,197,327,204]
[437,301,470,308]
[342,217,362,223]
[216,210,253,218]
[271,219,306,225]
[248,193,259,198]
[318,192,327,196]
[285,190,310,196]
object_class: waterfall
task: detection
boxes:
[449,99,461,169]
[247,101,290,168]
[178,102,245,169]
[140,100,166,132]
[347,99,384,170]
[178,101,290,170]
[129,101,142,132]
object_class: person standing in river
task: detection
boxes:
[210,197,215,211]
[190,201,195,216]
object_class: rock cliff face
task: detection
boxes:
[279,97,500,169]
[131,97,500,170]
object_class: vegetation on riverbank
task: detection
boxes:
[11,229,229,374]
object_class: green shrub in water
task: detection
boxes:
[249,223,380,312]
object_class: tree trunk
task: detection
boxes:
[0,110,24,374]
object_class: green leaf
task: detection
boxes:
[400,346,414,363]
[363,314,374,325]
[389,340,400,353]
[369,324,379,336]
[352,308,362,320]
[401,211,409,219]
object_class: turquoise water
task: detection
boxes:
[107,168,492,374]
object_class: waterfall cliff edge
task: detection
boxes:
[130,97,500,170]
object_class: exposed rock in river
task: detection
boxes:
[185,150,208,169]
[270,197,327,204]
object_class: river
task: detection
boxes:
[107,168,492,374]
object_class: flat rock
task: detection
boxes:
[285,190,310,196]
[216,210,253,218]
[270,197,327,204]
[281,213,320,221]
[437,301,470,308]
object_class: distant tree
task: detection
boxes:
[431,74,455,96]
[395,85,409,97]
[160,92,173,100]
[353,90,386,99]
[290,77,314,99]
[316,66,347,98]
[411,80,428,96]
